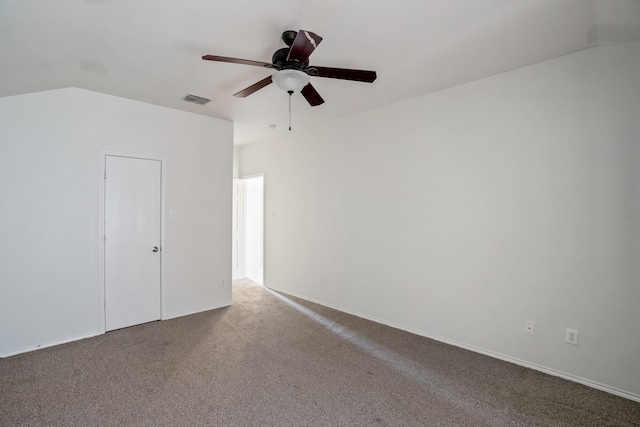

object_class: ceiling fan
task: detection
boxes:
[202,29,377,107]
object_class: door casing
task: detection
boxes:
[98,151,166,334]
[232,179,245,280]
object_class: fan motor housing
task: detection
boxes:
[272,47,309,70]
[271,48,290,67]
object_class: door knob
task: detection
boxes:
[152,247,159,252]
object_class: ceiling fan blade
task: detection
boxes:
[307,66,377,83]
[233,76,273,98]
[286,30,323,64]
[301,83,324,107]
[202,55,275,69]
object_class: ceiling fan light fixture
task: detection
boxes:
[273,69,309,93]
[202,29,375,106]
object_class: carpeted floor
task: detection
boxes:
[1,280,639,426]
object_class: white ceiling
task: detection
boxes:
[1,0,639,144]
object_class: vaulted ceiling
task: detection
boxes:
[1,0,639,144]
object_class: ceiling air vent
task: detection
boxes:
[183,94,210,105]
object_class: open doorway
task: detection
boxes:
[232,175,264,286]
[244,175,264,285]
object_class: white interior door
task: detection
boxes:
[232,179,245,280]
[104,155,162,331]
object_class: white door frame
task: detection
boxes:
[241,173,265,286]
[98,150,166,334]
[232,179,246,281]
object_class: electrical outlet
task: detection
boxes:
[525,320,535,335]
[221,277,226,286]
[318,276,325,286]
[566,328,579,345]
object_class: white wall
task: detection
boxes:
[233,145,240,179]
[238,46,640,400]
[0,87,233,356]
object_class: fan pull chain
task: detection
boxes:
[288,90,293,131]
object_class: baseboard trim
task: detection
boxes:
[267,285,640,404]
[162,301,231,321]
[2,302,233,358]
[0,332,100,358]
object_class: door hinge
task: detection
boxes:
[104,169,107,179]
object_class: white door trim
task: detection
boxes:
[232,179,246,281]
[98,150,166,334]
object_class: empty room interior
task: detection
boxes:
[1,1,640,425]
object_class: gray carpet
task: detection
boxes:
[1,280,639,426]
